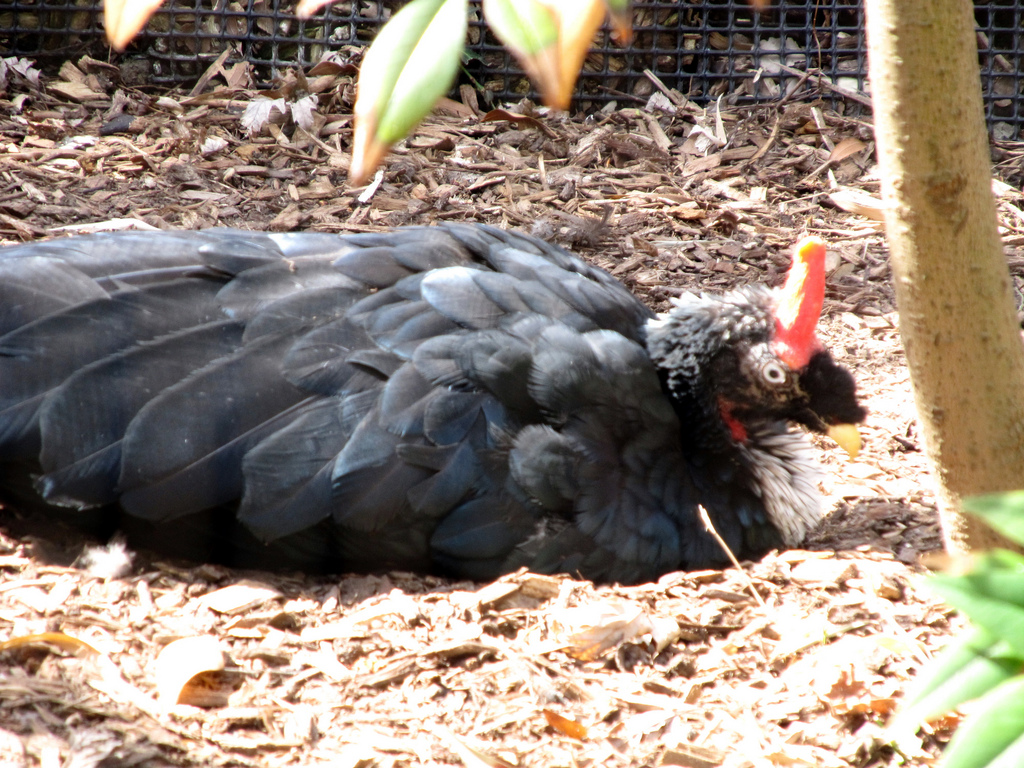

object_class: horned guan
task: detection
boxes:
[0,224,864,583]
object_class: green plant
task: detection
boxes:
[104,0,630,184]
[889,492,1024,767]
[348,0,630,183]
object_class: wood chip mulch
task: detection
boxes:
[3,52,1024,767]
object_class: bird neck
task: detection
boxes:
[644,302,825,546]
[658,372,824,545]
[644,293,762,454]
[734,426,824,544]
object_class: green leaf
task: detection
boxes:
[357,0,468,145]
[889,626,1023,742]
[933,548,1024,622]
[942,676,1024,768]
[483,0,558,58]
[965,491,1024,546]
[929,573,1024,659]
[960,550,1024,610]
[984,730,1024,768]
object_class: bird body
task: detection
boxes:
[0,224,864,583]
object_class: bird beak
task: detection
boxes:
[827,423,861,459]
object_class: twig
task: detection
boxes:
[775,63,873,108]
[749,114,782,163]
[776,68,814,107]
[642,69,705,117]
[696,505,766,607]
[189,48,233,99]
[642,69,685,107]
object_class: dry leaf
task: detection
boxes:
[430,726,517,768]
[827,187,887,222]
[992,178,1020,198]
[308,59,359,77]
[50,218,160,233]
[827,667,867,700]
[828,137,867,163]
[155,636,229,708]
[543,709,588,740]
[481,109,550,134]
[660,742,725,767]
[49,81,106,102]
[870,697,899,717]
[557,601,657,661]
[788,557,858,586]
[0,632,99,656]
[201,580,282,615]
[241,98,288,134]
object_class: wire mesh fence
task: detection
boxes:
[1,1,1022,137]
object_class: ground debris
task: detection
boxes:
[0,55,997,767]
[0,523,957,767]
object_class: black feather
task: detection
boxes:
[0,224,865,583]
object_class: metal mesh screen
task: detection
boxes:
[0,1,1021,137]
[977,1,1024,139]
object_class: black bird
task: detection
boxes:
[0,224,864,583]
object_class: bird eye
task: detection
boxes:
[761,360,787,384]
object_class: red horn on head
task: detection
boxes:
[772,237,826,370]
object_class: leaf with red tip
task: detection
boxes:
[350,0,468,185]
[295,0,333,18]
[602,0,632,44]
[483,0,560,105]
[483,0,559,56]
[484,0,606,110]
[104,0,166,51]
[548,0,607,109]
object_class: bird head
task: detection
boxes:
[645,237,866,457]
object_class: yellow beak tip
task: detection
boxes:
[827,423,861,460]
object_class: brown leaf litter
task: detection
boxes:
[3,53,1024,767]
